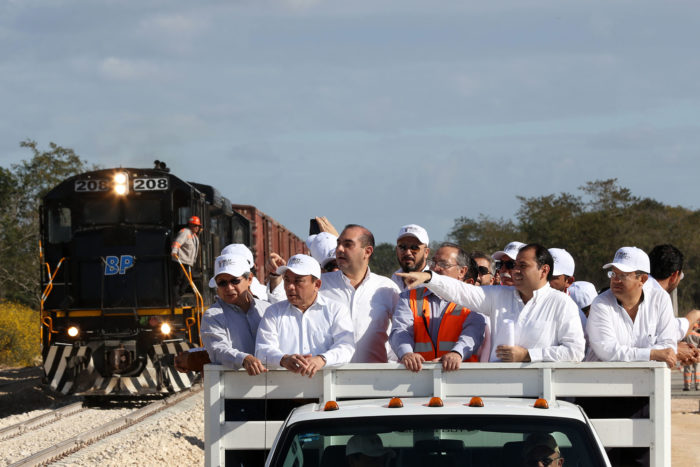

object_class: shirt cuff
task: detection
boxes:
[527,348,542,362]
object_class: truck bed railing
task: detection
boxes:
[204,362,670,467]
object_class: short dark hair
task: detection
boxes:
[520,243,554,281]
[648,244,683,280]
[343,224,375,249]
[465,257,479,283]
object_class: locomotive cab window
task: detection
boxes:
[82,198,120,225]
[125,197,164,224]
[47,206,72,243]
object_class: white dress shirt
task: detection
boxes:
[425,273,585,362]
[647,276,688,341]
[320,269,400,363]
[200,296,270,369]
[255,293,355,367]
[586,284,678,362]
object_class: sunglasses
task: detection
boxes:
[477,266,492,276]
[216,278,243,288]
[498,260,516,270]
[397,244,422,252]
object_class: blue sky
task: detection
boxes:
[2,1,699,244]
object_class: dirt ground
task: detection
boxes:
[672,398,700,466]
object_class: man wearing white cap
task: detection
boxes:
[306,232,339,273]
[199,254,270,375]
[255,254,355,377]
[321,224,400,363]
[492,241,525,286]
[391,224,431,291]
[396,244,585,363]
[586,246,677,367]
[568,281,598,317]
[548,248,576,293]
[220,243,269,301]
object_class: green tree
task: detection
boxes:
[448,179,700,313]
[369,243,397,278]
[0,140,91,306]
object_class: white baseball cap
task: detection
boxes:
[603,246,650,273]
[306,232,337,267]
[492,241,525,261]
[346,434,395,458]
[568,281,598,309]
[397,224,429,245]
[221,244,255,269]
[208,254,250,288]
[275,254,322,279]
[549,248,575,277]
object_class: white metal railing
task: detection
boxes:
[204,362,670,467]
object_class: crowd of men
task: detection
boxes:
[181,218,698,466]
[192,219,698,377]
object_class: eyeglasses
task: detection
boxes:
[525,456,562,467]
[216,278,243,287]
[429,260,458,269]
[498,260,516,270]
[607,270,639,281]
[397,244,422,252]
[477,266,492,276]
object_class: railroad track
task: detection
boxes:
[6,386,202,467]
[0,402,86,441]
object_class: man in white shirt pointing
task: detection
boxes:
[397,243,585,363]
[255,254,355,377]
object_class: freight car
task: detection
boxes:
[39,162,304,396]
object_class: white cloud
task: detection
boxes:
[98,57,159,81]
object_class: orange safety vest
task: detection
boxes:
[409,288,479,362]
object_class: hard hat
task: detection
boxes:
[188,216,202,226]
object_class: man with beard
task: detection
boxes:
[391,224,431,291]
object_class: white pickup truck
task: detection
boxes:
[204,362,671,467]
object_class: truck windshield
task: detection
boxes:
[271,415,607,467]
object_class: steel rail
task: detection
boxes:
[0,402,85,441]
[8,385,202,467]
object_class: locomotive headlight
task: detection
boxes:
[67,326,79,337]
[113,172,129,195]
[160,323,171,335]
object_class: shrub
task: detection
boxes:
[0,301,40,367]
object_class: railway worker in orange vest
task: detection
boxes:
[390,243,486,372]
[171,215,202,298]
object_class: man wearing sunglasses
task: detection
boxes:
[396,243,585,363]
[521,433,564,467]
[492,241,525,286]
[256,254,355,377]
[470,252,495,286]
[199,254,270,376]
[391,224,431,291]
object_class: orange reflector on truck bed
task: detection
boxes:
[468,397,484,407]
[388,397,404,408]
[323,401,339,411]
[428,397,444,407]
[534,398,549,409]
